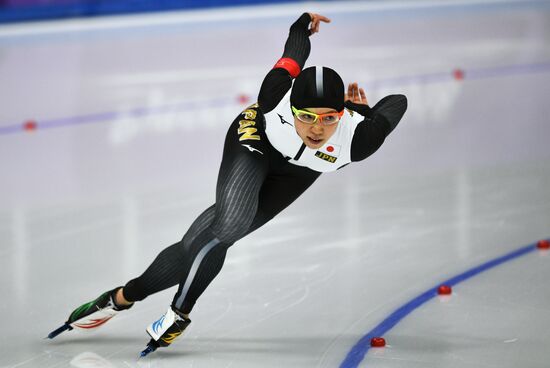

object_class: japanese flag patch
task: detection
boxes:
[319,143,341,157]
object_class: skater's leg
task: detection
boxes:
[140,106,271,353]
[123,145,269,311]
[172,142,270,314]
[122,205,216,303]
[173,163,322,315]
[121,163,320,310]
[123,104,270,311]
[50,204,220,338]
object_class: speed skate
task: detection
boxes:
[47,288,132,339]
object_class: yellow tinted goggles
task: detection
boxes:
[291,106,344,126]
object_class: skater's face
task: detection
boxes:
[293,107,340,149]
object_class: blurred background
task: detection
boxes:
[1,1,549,367]
[0,0,299,23]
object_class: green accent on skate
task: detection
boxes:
[68,292,108,322]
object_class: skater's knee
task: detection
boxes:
[122,278,148,302]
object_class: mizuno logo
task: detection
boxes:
[277,114,293,126]
[242,144,263,155]
[152,315,166,335]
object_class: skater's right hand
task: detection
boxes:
[307,13,331,35]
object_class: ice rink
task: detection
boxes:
[1,0,550,367]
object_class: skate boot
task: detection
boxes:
[47,287,133,339]
[140,306,191,357]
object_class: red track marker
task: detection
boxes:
[23,120,37,132]
[537,240,550,249]
[238,94,250,105]
[438,285,452,295]
[370,337,386,347]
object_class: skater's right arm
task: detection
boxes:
[258,13,330,114]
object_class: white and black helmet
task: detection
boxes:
[290,66,345,111]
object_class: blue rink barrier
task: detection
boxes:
[0,0,299,24]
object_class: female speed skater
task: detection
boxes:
[48,12,408,357]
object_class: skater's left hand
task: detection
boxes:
[308,13,331,35]
[345,82,368,106]
[345,82,372,117]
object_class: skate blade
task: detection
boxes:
[46,323,72,339]
[139,342,158,358]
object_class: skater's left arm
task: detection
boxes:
[346,83,408,162]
